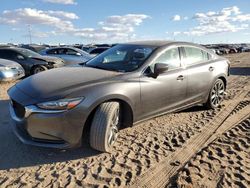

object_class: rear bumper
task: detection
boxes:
[9,102,87,149]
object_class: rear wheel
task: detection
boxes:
[90,102,120,152]
[206,79,225,109]
[32,65,48,74]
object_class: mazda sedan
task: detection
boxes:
[8,41,230,152]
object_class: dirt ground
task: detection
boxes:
[0,53,249,188]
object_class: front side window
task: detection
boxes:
[86,44,155,72]
[47,49,58,54]
[183,47,207,65]
[153,47,181,70]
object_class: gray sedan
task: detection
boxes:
[40,47,92,65]
[0,58,25,81]
[8,41,230,152]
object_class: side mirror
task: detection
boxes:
[154,63,169,77]
[17,55,25,60]
[76,52,82,56]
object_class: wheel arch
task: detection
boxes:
[217,75,227,89]
[203,74,227,104]
[81,96,134,142]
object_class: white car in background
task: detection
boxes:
[0,58,25,82]
[40,47,92,65]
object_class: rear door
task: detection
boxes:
[139,47,187,120]
[182,46,214,103]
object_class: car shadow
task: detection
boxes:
[0,99,100,170]
[180,105,207,113]
[230,67,250,76]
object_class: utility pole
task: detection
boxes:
[28,24,32,44]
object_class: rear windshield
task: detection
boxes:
[16,49,41,58]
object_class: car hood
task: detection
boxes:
[0,58,22,68]
[10,66,121,103]
[31,56,65,64]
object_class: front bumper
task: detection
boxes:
[47,61,65,69]
[9,100,87,149]
[0,68,25,81]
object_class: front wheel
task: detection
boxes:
[32,65,48,74]
[90,102,120,152]
[205,79,225,109]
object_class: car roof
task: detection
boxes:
[0,47,28,52]
[122,40,204,48]
[124,40,174,47]
[48,46,80,50]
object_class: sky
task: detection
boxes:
[0,0,250,44]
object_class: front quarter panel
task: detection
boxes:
[67,76,141,123]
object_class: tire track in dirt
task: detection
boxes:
[176,117,250,188]
[129,86,249,188]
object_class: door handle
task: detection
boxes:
[209,66,214,71]
[177,75,184,81]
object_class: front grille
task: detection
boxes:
[12,100,25,119]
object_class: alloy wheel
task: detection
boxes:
[34,66,46,74]
[107,108,120,146]
[210,80,225,107]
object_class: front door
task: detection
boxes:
[139,47,187,120]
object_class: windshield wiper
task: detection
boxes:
[86,64,122,72]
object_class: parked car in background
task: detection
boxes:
[0,58,25,82]
[40,47,92,65]
[8,41,229,152]
[0,48,65,75]
[81,45,96,53]
[20,44,49,53]
[88,47,110,57]
[241,47,250,52]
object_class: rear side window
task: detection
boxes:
[183,47,207,65]
[0,50,16,59]
[207,53,212,60]
[65,49,78,55]
[153,48,181,70]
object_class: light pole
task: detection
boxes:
[27,24,32,44]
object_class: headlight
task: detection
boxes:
[37,97,84,110]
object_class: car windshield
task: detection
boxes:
[17,49,41,58]
[85,44,156,72]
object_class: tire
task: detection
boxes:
[32,65,48,74]
[90,102,120,152]
[205,79,225,109]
